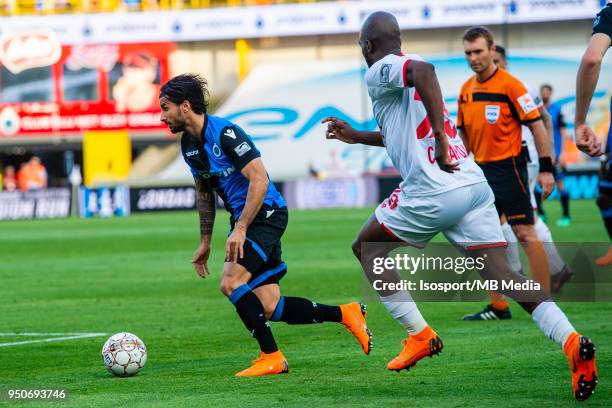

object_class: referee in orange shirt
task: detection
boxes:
[458,27,554,321]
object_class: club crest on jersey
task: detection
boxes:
[380,64,391,83]
[485,105,500,124]
[212,143,222,157]
[224,128,236,139]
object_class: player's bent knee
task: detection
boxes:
[513,225,537,243]
[219,281,233,297]
[220,278,243,298]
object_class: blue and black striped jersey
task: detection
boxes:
[180,115,286,221]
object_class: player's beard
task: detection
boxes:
[168,115,186,134]
[169,122,185,133]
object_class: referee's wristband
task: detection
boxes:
[539,157,554,173]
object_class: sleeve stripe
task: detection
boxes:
[522,117,543,125]
[402,58,412,87]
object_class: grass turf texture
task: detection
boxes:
[0,201,610,407]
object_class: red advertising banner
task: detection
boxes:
[0,31,174,139]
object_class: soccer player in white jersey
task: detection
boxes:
[322,11,598,401]
[463,46,574,321]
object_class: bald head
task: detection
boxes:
[359,11,402,67]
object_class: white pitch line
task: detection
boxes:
[0,332,106,337]
[0,333,107,348]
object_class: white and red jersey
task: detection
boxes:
[365,53,485,197]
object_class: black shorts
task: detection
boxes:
[593,3,612,39]
[600,162,612,197]
[477,155,535,225]
[232,205,288,289]
[554,163,566,182]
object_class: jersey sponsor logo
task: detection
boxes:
[222,166,236,177]
[185,150,199,157]
[517,92,537,114]
[266,209,275,218]
[426,143,468,164]
[212,143,222,157]
[485,105,500,124]
[224,128,236,139]
[234,142,252,157]
[195,165,235,179]
[380,64,391,84]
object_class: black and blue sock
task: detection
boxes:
[560,190,570,218]
[230,284,278,354]
[270,296,342,324]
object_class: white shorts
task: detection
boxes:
[375,182,506,250]
[527,162,539,210]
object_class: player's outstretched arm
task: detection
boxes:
[406,61,459,173]
[575,34,611,127]
[226,158,268,263]
[193,178,216,279]
[574,33,609,156]
[321,117,384,146]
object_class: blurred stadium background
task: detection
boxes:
[0,0,610,220]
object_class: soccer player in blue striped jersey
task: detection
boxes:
[159,74,372,377]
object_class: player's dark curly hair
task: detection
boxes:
[462,26,495,48]
[160,73,209,114]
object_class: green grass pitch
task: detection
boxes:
[0,201,610,407]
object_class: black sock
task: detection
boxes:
[272,296,342,324]
[232,285,278,354]
[560,191,570,218]
[604,216,612,239]
[535,190,545,216]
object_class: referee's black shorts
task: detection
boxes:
[477,155,535,225]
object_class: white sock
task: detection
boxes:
[501,222,522,273]
[531,301,575,348]
[535,217,566,275]
[380,290,428,335]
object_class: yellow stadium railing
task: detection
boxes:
[0,0,326,15]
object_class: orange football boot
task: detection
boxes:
[595,246,612,267]
[563,332,598,401]
[235,350,289,377]
[387,326,443,371]
[340,302,373,355]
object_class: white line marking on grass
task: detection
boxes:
[0,333,106,348]
[0,333,106,337]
